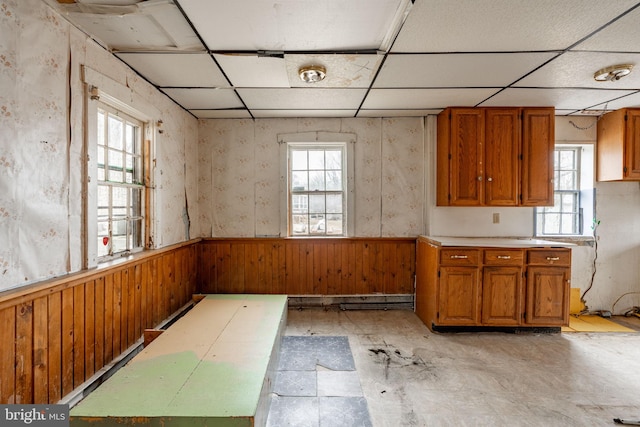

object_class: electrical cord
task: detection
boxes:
[580,218,600,304]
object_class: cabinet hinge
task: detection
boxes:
[438,270,441,278]
[519,154,523,160]
[624,166,628,173]
[625,114,628,122]
[448,153,452,160]
[437,311,440,319]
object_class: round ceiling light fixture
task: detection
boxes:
[299,65,326,83]
[593,64,634,82]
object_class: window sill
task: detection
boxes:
[534,235,595,247]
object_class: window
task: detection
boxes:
[288,144,346,236]
[535,145,594,236]
[96,103,146,260]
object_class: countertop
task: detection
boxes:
[419,236,575,248]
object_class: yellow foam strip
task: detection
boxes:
[562,315,636,333]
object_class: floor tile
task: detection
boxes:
[317,371,363,397]
[274,370,317,397]
[318,397,372,427]
[266,396,319,427]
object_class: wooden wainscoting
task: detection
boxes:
[0,241,198,405]
[197,238,416,295]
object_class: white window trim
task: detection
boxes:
[82,66,159,268]
[535,143,595,238]
[278,132,356,237]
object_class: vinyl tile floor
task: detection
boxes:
[270,307,640,427]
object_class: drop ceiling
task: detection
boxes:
[47,0,640,119]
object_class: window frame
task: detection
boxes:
[535,144,594,237]
[278,132,355,238]
[96,103,146,261]
[83,67,158,268]
[288,143,346,237]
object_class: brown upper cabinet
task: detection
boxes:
[437,107,555,206]
[597,108,640,181]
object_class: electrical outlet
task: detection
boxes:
[492,213,500,224]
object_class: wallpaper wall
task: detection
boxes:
[0,0,199,291]
[197,117,425,238]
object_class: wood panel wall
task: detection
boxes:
[0,237,416,405]
[197,238,416,295]
[0,242,197,405]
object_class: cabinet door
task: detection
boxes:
[438,266,481,325]
[485,108,520,206]
[521,108,554,206]
[482,267,523,326]
[449,109,485,206]
[625,109,640,179]
[525,266,570,326]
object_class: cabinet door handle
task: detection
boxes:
[477,176,483,181]
[487,177,493,182]
[450,255,468,259]
[546,256,560,261]
[497,255,511,260]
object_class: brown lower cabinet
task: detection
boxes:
[415,238,571,330]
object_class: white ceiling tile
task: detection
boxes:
[589,91,640,111]
[116,53,229,87]
[480,88,636,110]
[362,89,498,109]
[236,88,367,109]
[375,53,557,88]
[213,54,290,88]
[392,0,639,52]
[285,54,384,88]
[251,110,358,118]
[515,52,640,89]
[179,0,410,51]
[162,88,244,109]
[357,109,442,117]
[574,6,640,52]
[65,2,202,50]
[191,110,253,119]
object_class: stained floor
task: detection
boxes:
[273,307,640,427]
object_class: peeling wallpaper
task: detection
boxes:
[0,0,198,291]
[2,1,639,314]
[197,117,425,238]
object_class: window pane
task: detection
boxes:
[111,220,127,253]
[327,214,342,235]
[292,171,308,191]
[108,115,124,150]
[126,123,135,152]
[309,171,325,191]
[97,111,105,146]
[309,150,324,169]
[291,214,308,235]
[326,170,342,191]
[131,218,143,249]
[558,171,576,191]
[558,150,575,169]
[326,194,342,213]
[310,215,325,234]
[97,145,105,166]
[97,220,110,258]
[309,194,325,214]
[325,150,342,169]
[291,150,308,170]
[131,188,142,217]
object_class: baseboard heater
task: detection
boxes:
[288,294,414,310]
